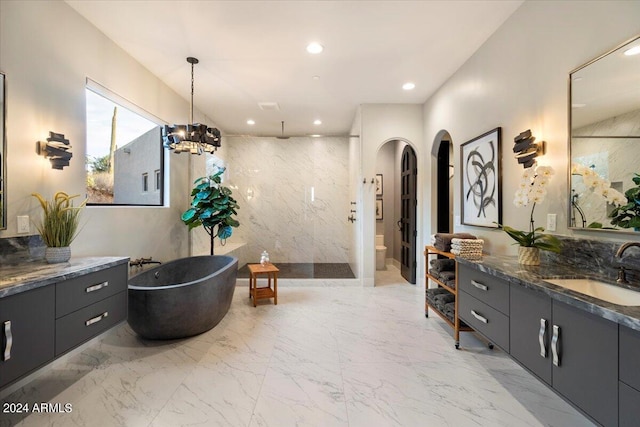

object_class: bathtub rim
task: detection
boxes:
[128,255,238,291]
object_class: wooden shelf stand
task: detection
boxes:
[424,245,473,349]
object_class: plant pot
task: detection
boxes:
[45,246,71,264]
[518,246,540,266]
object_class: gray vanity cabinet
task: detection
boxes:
[620,325,640,426]
[509,284,552,385]
[553,301,618,427]
[457,265,510,351]
[0,259,128,391]
[0,286,55,388]
[510,284,618,427]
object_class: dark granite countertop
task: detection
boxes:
[0,257,130,298]
[457,255,640,332]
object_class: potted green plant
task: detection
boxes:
[182,167,240,255]
[609,173,640,230]
[497,165,561,265]
[32,191,86,263]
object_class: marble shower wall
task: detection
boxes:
[224,136,351,264]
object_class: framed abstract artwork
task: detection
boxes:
[460,127,502,228]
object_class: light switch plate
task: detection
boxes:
[546,214,557,232]
[17,215,30,234]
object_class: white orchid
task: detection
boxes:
[512,165,553,207]
[571,162,624,207]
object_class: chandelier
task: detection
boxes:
[162,57,221,154]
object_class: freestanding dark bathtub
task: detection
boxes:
[128,255,238,340]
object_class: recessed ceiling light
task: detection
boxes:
[312,75,320,81]
[572,76,583,82]
[624,45,640,56]
[402,82,416,91]
[306,42,324,54]
[247,119,255,125]
[313,119,322,125]
[310,134,322,138]
[572,103,586,108]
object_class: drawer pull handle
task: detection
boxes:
[551,325,560,367]
[86,281,109,293]
[85,312,109,326]
[471,280,488,291]
[471,310,488,324]
[539,318,547,358]
[3,321,12,361]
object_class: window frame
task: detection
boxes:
[85,79,167,207]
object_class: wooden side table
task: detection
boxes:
[247,263,279,307]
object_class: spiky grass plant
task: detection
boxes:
[32,192,86,247]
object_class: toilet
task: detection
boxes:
[376,235,387,270]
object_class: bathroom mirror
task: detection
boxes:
[569,35,640,232]
[0,72,5,230]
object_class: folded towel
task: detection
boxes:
[434,293,455,305]
[429,258,456,272]
[434,233,477,252]
[446,279,457,289]
[443,301,455,316]
[438,271,456,282]
[428,269,443,281]
[426,287,450,297]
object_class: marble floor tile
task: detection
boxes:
[1,265,594,427]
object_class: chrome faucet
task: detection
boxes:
[615,242,640,284]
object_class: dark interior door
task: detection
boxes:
[400,145,417,284]
[437,141,451,233]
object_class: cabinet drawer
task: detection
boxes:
[459,290,509,351]
[458,265,509,315]
[620,325,640,391]
[620,381,640,427]
[55,291,127,356]
[56,264,127,318]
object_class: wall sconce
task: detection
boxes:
[513,129,545,168]
[36,131,72,170]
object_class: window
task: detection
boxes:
[85,82,165,206]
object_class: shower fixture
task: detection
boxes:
[276,121,290,140]
[162,57,221,155]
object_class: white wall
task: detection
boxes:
[360,104,423,286]
[0,0,206,261]
[422,0,640,255]
[375,141,396,260]
[348,109,362,278]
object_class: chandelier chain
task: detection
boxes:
[190,61,194,124]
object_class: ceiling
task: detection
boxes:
[66,0,523,137]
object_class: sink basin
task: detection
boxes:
[544,278,640,306]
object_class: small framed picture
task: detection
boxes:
[375,199,383,220]
[375,174,383,197]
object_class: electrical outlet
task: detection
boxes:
[17,215,30,234]
[546,214,557,232]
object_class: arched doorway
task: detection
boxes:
[373,139,418,286]
[436,132,454,233]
